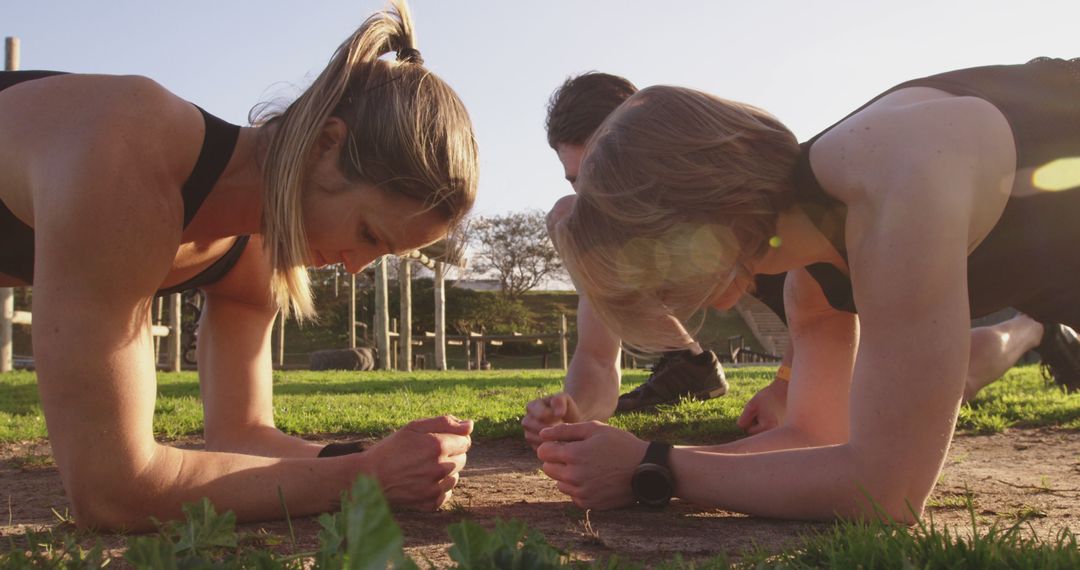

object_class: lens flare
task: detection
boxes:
[1032,157,1080,192]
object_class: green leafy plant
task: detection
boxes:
[1,530,107,569]
[315,476,416,570]
[123,477,416,570]
[447,518,567,569]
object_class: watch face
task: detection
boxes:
[632,463,673,507]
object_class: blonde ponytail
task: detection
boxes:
[257,0,477,319]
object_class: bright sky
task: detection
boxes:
[6,0,1079,217]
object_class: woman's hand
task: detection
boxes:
[522,392,582,449]
[537,421,648,509]
[359,415,473,510]
[736,379,789,435]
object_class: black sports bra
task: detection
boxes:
[793,58,1080,319]
[0,71,249,295]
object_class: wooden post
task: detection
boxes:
[4,38,18,72]
[560,313,569,370]
[348,273,357,349]
[374,257,390,369]
[334,266,340,298]
[1,38,18,373]
[0,289,12,373]
[398,259,412,372]
[152,297,163,365]
[168,293,182,372]
[464,336,471,370]
[276,311,285,368]
[433,262,447,371]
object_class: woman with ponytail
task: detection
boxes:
[0,0,477,530]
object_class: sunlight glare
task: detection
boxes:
[1032,157,1080,191]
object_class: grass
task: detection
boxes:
[1,365,1078,443]
[1,364,1078,568]
[742,507,1080,570]
[2,487,1077,569]
[959,366,1080,431]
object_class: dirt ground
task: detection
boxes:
[2,428,1078,566]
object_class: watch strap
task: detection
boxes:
[318,441,365,457]
[641,441,673,467]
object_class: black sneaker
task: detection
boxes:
[616,350,728,412]
[1037,323,1080,393]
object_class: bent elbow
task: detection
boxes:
[63,449,170,532]
[859,489,924,525]
[68,480,159,532]
[848,471,930,525]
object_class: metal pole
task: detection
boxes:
[433,262,447,370]
[398,259,412,372]
[374,257,390,369]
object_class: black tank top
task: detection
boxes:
[794,58,1080,319]
[0,71,248,295]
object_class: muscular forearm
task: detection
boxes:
[564,356,620,421]
[77,443,361,530]
[669,443,896,520]
[206,424,325,458]
[690,424,828,454]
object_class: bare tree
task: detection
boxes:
[471,210,563,299]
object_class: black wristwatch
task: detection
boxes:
[631,441,674,507]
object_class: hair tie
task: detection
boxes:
[396,47,424,65]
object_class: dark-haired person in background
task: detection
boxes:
[0,0,476,530]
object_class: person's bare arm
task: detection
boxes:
[524,196,622,447]
[29,82,468,530]
[196,236,324,457]
[539,95,1010,520]
[720,267,857,452]
[539,179,971,520]
[735,339,793,436]
[563,295,623,418]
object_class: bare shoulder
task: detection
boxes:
[809,87,1016,206]
[1,74,204,186]
[12,75,210,295]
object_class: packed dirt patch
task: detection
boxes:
[2,428,1077,566]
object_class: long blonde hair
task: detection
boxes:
[554,86,798,353]
[256,0,478,318]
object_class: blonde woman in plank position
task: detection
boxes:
[0,1,477,529]
[541,59,1080,518]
